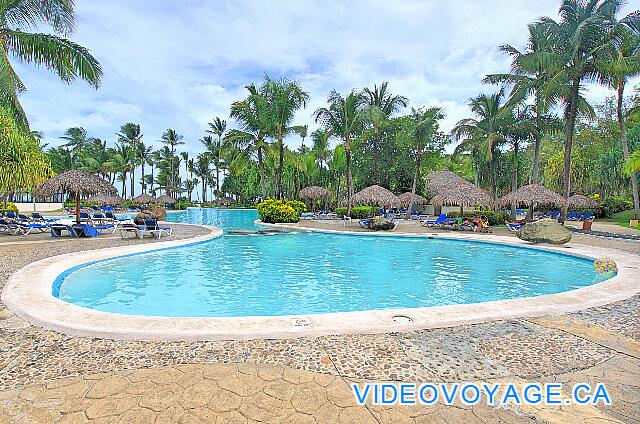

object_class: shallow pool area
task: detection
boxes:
[52,209,610,318]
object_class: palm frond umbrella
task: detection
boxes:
[352,185,398,215]
[156,194,176,205]
[219,197,235,206]
[567,194,598,209]
[397,192,428,208]
[499,184,565,218]
[133,193,156,205]
[87,194,123,206]
[37,170,117,223]
[431,183,493,215]
[299,186,331,212]
[426,170,473,196]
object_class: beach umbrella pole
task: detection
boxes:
[76,193,81,224]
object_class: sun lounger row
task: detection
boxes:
[119,219,172,239]
[419,214,491,233]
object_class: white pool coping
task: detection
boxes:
[2,221,640,341]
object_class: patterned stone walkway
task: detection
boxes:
[1,225,639,423]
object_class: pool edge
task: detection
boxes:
[2,222,639,341]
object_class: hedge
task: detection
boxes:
[336,206,375,219]
[446,210,511,225]
[257,198,307,223]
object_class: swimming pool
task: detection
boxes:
[53,209,610,318]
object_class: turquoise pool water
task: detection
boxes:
[55,209,608,317]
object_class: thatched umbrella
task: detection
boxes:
[568,194,598,209]
[397,192,428,208]
[87,194,123,205]
[156,194,176,205]
[219,197,235,206]
[299,186,331,212]
[426,170,473,196]
[499,184,565,218]
[352,185,398,215]
[133,193,156,205]
[431,183,493,214]
[37,170,117,223]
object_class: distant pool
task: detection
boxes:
[54,208,609,317]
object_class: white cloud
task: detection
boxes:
[12,0,639,160]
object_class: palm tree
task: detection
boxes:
[452,89,510,204]
[539,0,639,221]
[260,75,310,198]
[484,23,561,185]
[363,82,408,182]
[0,0,102,129]
[148,150,162,196]
[296,124,309,152]
[600,28,640,217]
[138,142,153,194]
[193,152,211,204]
[311,129,331,186]
[398,108,445,219]
[229,84,271,198]
[159,129,184,197]
[206,117,227,206]
[60,127,92,153]
[314,89,365,215]
[116,123,143,198]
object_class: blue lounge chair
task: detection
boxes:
[420,213,454,228]
[506,222,525,232]
[11,221,51,235]
[50,224,79,237]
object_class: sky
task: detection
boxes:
[14,0,640,159]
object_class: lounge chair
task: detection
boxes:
[359,219,370,229]
[105,211,129,222]
[10,221,51,235]
[506,222,525,232]
[420,213,454,228]
[50,224,79,237]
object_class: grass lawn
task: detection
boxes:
[603,210,640,229]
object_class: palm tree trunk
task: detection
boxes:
[617,81,640,218]
[345,135,353,216]
[277,129,284,199]
[130,163,135,199]
[560,78,581,223]
[150,165,155,196]
[141,162,146,194]
[373,125,379,183]
[511,143,519,221]
[121,176,126,199]
[406,156,420,220]
[258,146,267,199]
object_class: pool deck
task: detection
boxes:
[1,220,639,423]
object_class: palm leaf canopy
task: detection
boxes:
[299,185,331,200]
[86,194,122,205]
[499,184,565,207]
[156,194,176,205]
[426,170,473,196]
[37,169,116,196]
[352,185,398,207]
[567,194,598,208]
[431,184,493,207]
[397,192,428,208]
[132,193,156,204]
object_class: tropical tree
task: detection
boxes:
[193,152,211,204]
[397,107,446,219]
[0,107,52,204]
[539,0,639,221]
[116,123,142,198]
[0,0,102,129]
[260,75,310,198]
[229,83,272,198]
[314,89,365,215]
[310,129,331,186]
[206,117,227,205]
[159,129,184,197]
[138,141,153,193]
[600,28,640,217]
[363,82,408,182]
[452,88,510,203]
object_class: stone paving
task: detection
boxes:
[0,223,639,422]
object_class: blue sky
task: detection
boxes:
[14,0,640,159]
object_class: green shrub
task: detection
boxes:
[174,199,191,210]
[446,210,510,225]
[2,202,18,213]
[598,196,633,218]
[256,198,307,223]
[336,206,375,219]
